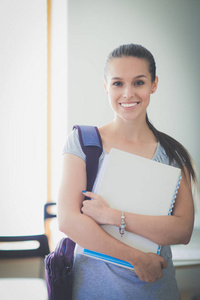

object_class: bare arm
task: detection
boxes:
[57,153,167,282]
[82,167,194,246]
[57,154,139,258]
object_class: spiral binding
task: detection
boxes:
[168,175,182,215]
[157,174,182,255]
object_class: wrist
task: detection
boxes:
[106,208,121,226]
[125,246,144,268]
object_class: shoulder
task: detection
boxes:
[154,142,179,168]
[63,128,86,161]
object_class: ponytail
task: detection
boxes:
[146,115,197,186]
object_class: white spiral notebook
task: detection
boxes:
[77,148,182,270]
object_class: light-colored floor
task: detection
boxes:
[180,292,200,300]
[0,278,48,300]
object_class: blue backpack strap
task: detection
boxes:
[44,125,103,292]
[73,125,103,192]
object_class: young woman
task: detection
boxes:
[57,44,196,299]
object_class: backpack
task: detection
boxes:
[45,125,103,300]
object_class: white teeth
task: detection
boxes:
[120,103,137,108]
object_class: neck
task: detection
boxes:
[111,116,154,143]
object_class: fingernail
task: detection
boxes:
[82,190,87,193]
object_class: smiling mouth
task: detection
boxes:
[120,102,139,108]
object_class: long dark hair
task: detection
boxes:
[104,43,197,185]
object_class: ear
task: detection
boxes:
[104,80,108,94]
[151,76,158,94]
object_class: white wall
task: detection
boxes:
[67,0,200,206]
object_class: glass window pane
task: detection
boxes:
[0,0,47,236]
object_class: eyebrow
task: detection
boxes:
[111,75,147,80]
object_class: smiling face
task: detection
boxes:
[104,56,158,123]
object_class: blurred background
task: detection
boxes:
[0,0,199,299]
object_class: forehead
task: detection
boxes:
[107,56,150,79]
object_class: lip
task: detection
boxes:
[119,102,139,109]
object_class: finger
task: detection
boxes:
[81,201,89,213]
[161,259,168,269]
[82,191,97,199]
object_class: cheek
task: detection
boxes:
[108,89,119,101]
[107,92,119,111]
[140,89,152,100]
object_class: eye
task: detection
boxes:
[134,80,144,86]
[113,81,123,86]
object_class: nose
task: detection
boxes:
[123,85,135,99]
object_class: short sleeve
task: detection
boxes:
[63,128,86,161]
[154,143,182,169]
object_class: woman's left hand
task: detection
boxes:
[81,191,110,225]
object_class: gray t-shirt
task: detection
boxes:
[63,128,180,300]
